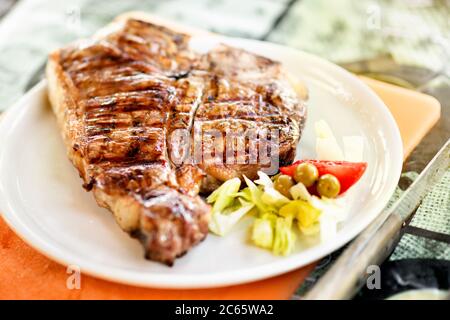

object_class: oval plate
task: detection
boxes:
[0,37,402,289]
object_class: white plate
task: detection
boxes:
[0,37,402,289]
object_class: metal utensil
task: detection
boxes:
[339,55,442,91]
[304,139,450,300]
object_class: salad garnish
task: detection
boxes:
[207,120,368,256]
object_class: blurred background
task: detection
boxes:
[0,0,449,110]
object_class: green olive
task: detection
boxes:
[274,175,294,199]
[317,174,341,198]
[293,163,319,187]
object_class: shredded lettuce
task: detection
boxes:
[272,217,296,256]
[259,212,278,225]
[311,196,347,222]
[243,175,276,214]
[207,177,241,213]
[253,171,290,208]
[297,202,321,228]
[251,218,274,249]
[232,187,252,202]
[311,196,347,242]
[298,222,320,236]
[206,154,349,255]
[243,175,261,201]
[254,171,274,188]
[261,187,290,208]
[289,182,312,202]
[279,200,321,229]
[209,201,254,236]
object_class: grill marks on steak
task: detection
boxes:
[51,19,209,265]
[48,18,306,265]
[192,46,306,182]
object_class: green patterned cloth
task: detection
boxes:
[0,0,290,110]
[296,171,450,296]
[392,171,450,260]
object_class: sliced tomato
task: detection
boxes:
[280,160,367,194]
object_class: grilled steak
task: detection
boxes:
[46,16,307,265]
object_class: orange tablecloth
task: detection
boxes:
[0,77,440,300]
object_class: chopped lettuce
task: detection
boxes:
[209,201,254,236]
[207,178,254,236]
[278,201,296,218]
[311,196,347,242]
[232,187,251,201]
[279,200,321,228]
[251,218,274,249]
[243,175,276,214]
[253,171,290,208]
[259,212,278,225]
[207,159,348,255]
[207,177,241,213]
[272,217,296,256]
[254,171,274,188]
[297,202,321,228]
[251,212,296,255]
[298,222,320,236]
[261,187,290,208]
[289,182,312,202]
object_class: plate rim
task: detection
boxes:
[0,38,403,289]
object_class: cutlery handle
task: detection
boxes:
[304,212,404,300]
